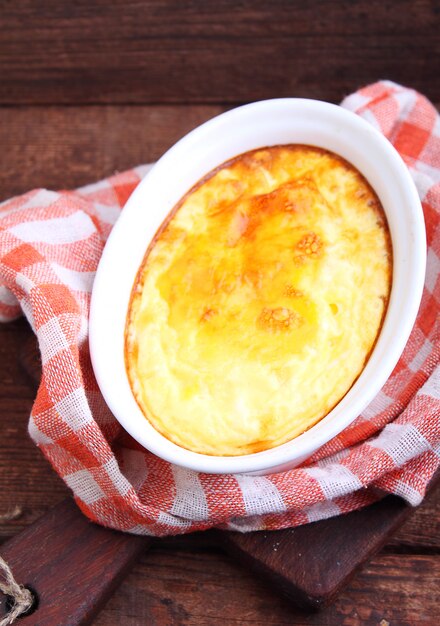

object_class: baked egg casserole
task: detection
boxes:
[125,145,392,456]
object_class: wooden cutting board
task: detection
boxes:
[0,336,437,625]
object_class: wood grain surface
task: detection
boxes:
[1,2,440,623]
[1,1,439,105]
[92,550,440,626]
[0,105,225,200]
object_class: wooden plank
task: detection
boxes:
[0,105,224,201]
[220,481,439,609]
[2,494,438,625]
[0,1,439,105]
[92,546,440,625]
[0,499,151,626]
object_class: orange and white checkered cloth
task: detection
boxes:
[1,81,439,536]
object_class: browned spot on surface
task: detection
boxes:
[296,231,322,257]
[284,284,304,298]
[258,307,302,331]
[200,308,218,322]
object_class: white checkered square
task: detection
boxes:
[305,500,341,523]
[28,415,54,445]
[23,189,60,210]
[65,470,104,504]
[394,480,423,506]
[103,458,131,496]
[369,423,429,466]
[426,248,440,295]
[420,365,440,400]
[409,337,434,373]
[16,272,35,292]
[19,296,35,331]
[360,389,395,421]
[51,263,95,293]
[0,284,18,306]
[410,168,434,202]
[54,388,93,431]
[235,475,286,516]
[157,512,192,530]
[10,211,96,245]
[120,448,148,491]
[306,464,362,499]
[38,316,70,364]
[170,467,209,521]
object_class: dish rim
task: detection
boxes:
[89,97,426,474]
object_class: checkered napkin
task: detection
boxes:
[0,81,439,536]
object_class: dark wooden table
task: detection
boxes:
[1,2,439,624]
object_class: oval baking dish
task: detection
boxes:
[89,99,426,475]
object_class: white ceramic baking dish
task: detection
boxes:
[89,98,426,474]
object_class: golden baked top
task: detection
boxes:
[126,145,392,456]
